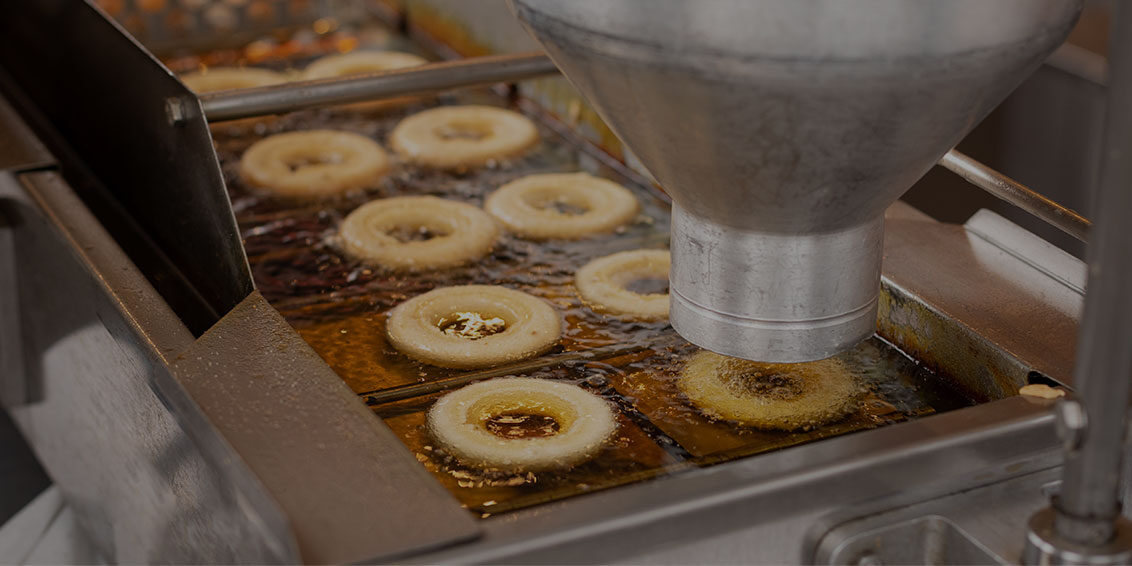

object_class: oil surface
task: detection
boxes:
[201,22,979,517]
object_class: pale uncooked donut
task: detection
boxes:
[678,351,861,431]
[180,67,286,93]
[303,50,428,111]
[390,105,538,169]
[238,130,390,197]
[339,196,499,270]
[303,50,428,78]
[428,377,618,472]
[387,285,562,369]
[485,173,639,239]
[576,249,669,321]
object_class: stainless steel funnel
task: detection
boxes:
[511,0,1082,362]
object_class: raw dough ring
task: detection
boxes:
[485,173,639,239]
[303,50,428,78]
[678,351,861,431]
[390,105,538,169]
[238,130,390,197]
[428,377,618,472]
[302,50,428,111]
[387,285,562,369]
[339,196,499,270]
[179,67,287,93]
[576,249,670,321]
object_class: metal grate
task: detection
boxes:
[93,0,372,54]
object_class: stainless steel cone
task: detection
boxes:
[511,0,1082,361]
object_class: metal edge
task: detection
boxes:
[10,170,300,562]
[0,1,254,332]
[405,394,1059,564]
[170,291,481,564]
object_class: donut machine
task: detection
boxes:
[1,0,1130,563]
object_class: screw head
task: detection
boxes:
[165,97,187,126]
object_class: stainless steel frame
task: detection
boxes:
[0,1,1110,563]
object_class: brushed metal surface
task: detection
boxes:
[171,292,481,564]
[0,0,253,334]
[3,170,298,563]
[512,0,1082,362]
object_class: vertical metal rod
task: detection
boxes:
[1054,1,1132,546]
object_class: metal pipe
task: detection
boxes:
[199,51,558,122]
[938,149,1091,242]
[1054,0,1132,547]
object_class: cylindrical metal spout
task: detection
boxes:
[512,0,1082,361]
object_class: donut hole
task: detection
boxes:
[623,277,669,295]
[468,393,579,439]
[284,151,346,172]
[437,311,509,340]
[484,413,561,439]
[384,223,449,242]
[435,120,493,141]
[719,360,806,400]
[521,187,592,216]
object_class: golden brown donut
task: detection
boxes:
[238,130,390,197]
[390,105,538,169]
[339,196,499,270]
[428,377,618,472]
[387,285,562,369]
[678,351,861,431]
[179,67,287,93]
[575,249,670,321]
[302,50,429,111]
[485,173,639,239]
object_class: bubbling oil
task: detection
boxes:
[209,36,978,517]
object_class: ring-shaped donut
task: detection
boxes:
[485,173,639,239]
[339,196,499,270]
[180,67,287,93]
[678,351,861,431]
[427,377,618,472]
[238,130,390,197]
[303,51,428,112]
[387,285,562,369]
[576,249,670,321]
[390,105,538,169]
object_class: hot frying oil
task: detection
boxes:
[209,42,978,517]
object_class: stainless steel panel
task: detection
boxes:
[171,292,481,563]
[881,202,1080,390]
[0,0,253,332]
[3,170,298,563]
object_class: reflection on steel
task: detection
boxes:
[199,51,558,122]
[939,149,1090,242]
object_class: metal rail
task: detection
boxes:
[938,149,1090,242]
[198,51,558,122]
[199,50,1089,244]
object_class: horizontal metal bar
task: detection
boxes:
[361,341,662,406]
[938,149,1091,242]
[199,51,558,122]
